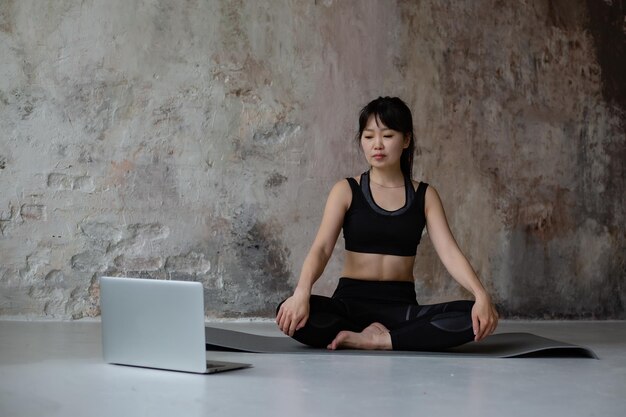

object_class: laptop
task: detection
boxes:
[100,276,251,374]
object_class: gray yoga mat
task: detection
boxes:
[205,326,598,358]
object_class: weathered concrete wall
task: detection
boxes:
[0,0,624,319]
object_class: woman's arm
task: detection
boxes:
[276,179,351,336]
[423,185,498,341]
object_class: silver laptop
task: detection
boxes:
[100,276,251,374]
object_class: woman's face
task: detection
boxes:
[360,115,410,169]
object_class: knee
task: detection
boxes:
[430,311,473,332]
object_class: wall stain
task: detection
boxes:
[585,0,626,114]
[265,172,287,188]
[224,207,293,316]
[253,122,300,145]
[0,0,14,34]
[62,79,134,141]
[152,98,184,127]
[547,0,587,30]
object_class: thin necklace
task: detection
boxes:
[369,177,405,188]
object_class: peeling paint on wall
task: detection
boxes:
[0,0,624,319]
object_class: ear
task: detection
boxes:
[403,134,411,149]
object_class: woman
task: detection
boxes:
[276,96,498,351]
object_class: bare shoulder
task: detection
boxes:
[423,183,443,216]
[326,178,353,211]
[330,178,352,193]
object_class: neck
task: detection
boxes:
[369,167,405,187]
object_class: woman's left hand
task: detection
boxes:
[471,296,499,342]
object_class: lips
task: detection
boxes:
[372,154,385,160]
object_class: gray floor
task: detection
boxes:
[1,320,625,417]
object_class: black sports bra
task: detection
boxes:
[342,171,428,256]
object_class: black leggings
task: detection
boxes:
[278,278,475,351]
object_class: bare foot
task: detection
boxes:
[327,322,392,350]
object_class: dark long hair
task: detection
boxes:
[355,96,415,179]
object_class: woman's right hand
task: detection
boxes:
[276,289,310,337]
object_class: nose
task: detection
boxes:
[373,135,384,149]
